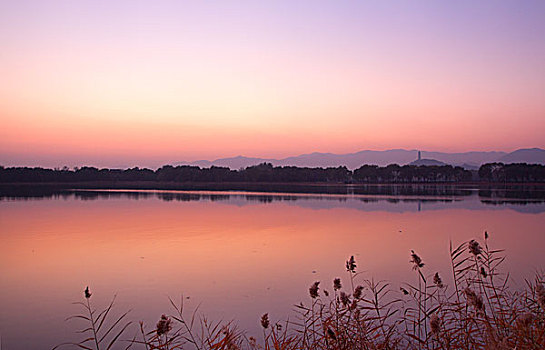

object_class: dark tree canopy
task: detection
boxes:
[0,162,543,184]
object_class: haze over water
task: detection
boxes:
[1,189,544,349]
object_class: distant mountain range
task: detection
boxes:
[178,148,545,170]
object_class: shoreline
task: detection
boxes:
[2,181,545,199]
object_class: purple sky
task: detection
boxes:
[1,1,544,167]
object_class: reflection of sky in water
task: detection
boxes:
[60,190,545,214]
[1,190,545,349]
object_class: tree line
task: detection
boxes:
[478,163,545,182]
[0,162,543,184]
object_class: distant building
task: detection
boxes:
[410,150,447,166]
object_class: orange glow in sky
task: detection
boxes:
[1,1,544,167]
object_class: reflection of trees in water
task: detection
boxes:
[481,199,545,206]
[75,191,152,201]
[2,188,544,213]
[154,193,250,202]
[350,184,473,197]
[1,185,544,208]
[478,184,545,200]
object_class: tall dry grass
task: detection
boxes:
[56,232,545,349]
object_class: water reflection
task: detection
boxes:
[1,188,545,349]
[2,183,545,198]
[2,186,545,213]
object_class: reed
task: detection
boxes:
[53,288,133,350]
[57,233,545,349]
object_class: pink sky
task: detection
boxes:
[1,1,544,168]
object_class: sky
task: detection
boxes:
[1,0,544,168]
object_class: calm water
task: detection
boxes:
[1,188,545,349]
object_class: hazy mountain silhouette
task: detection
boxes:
[179,148,545,170]
[189,156,276,170]
[420,151,505,167]
[277,149,417,168]
[498,148,545,164]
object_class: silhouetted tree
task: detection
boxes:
[1,163,542,185]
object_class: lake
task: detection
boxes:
[1,187,544,349]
